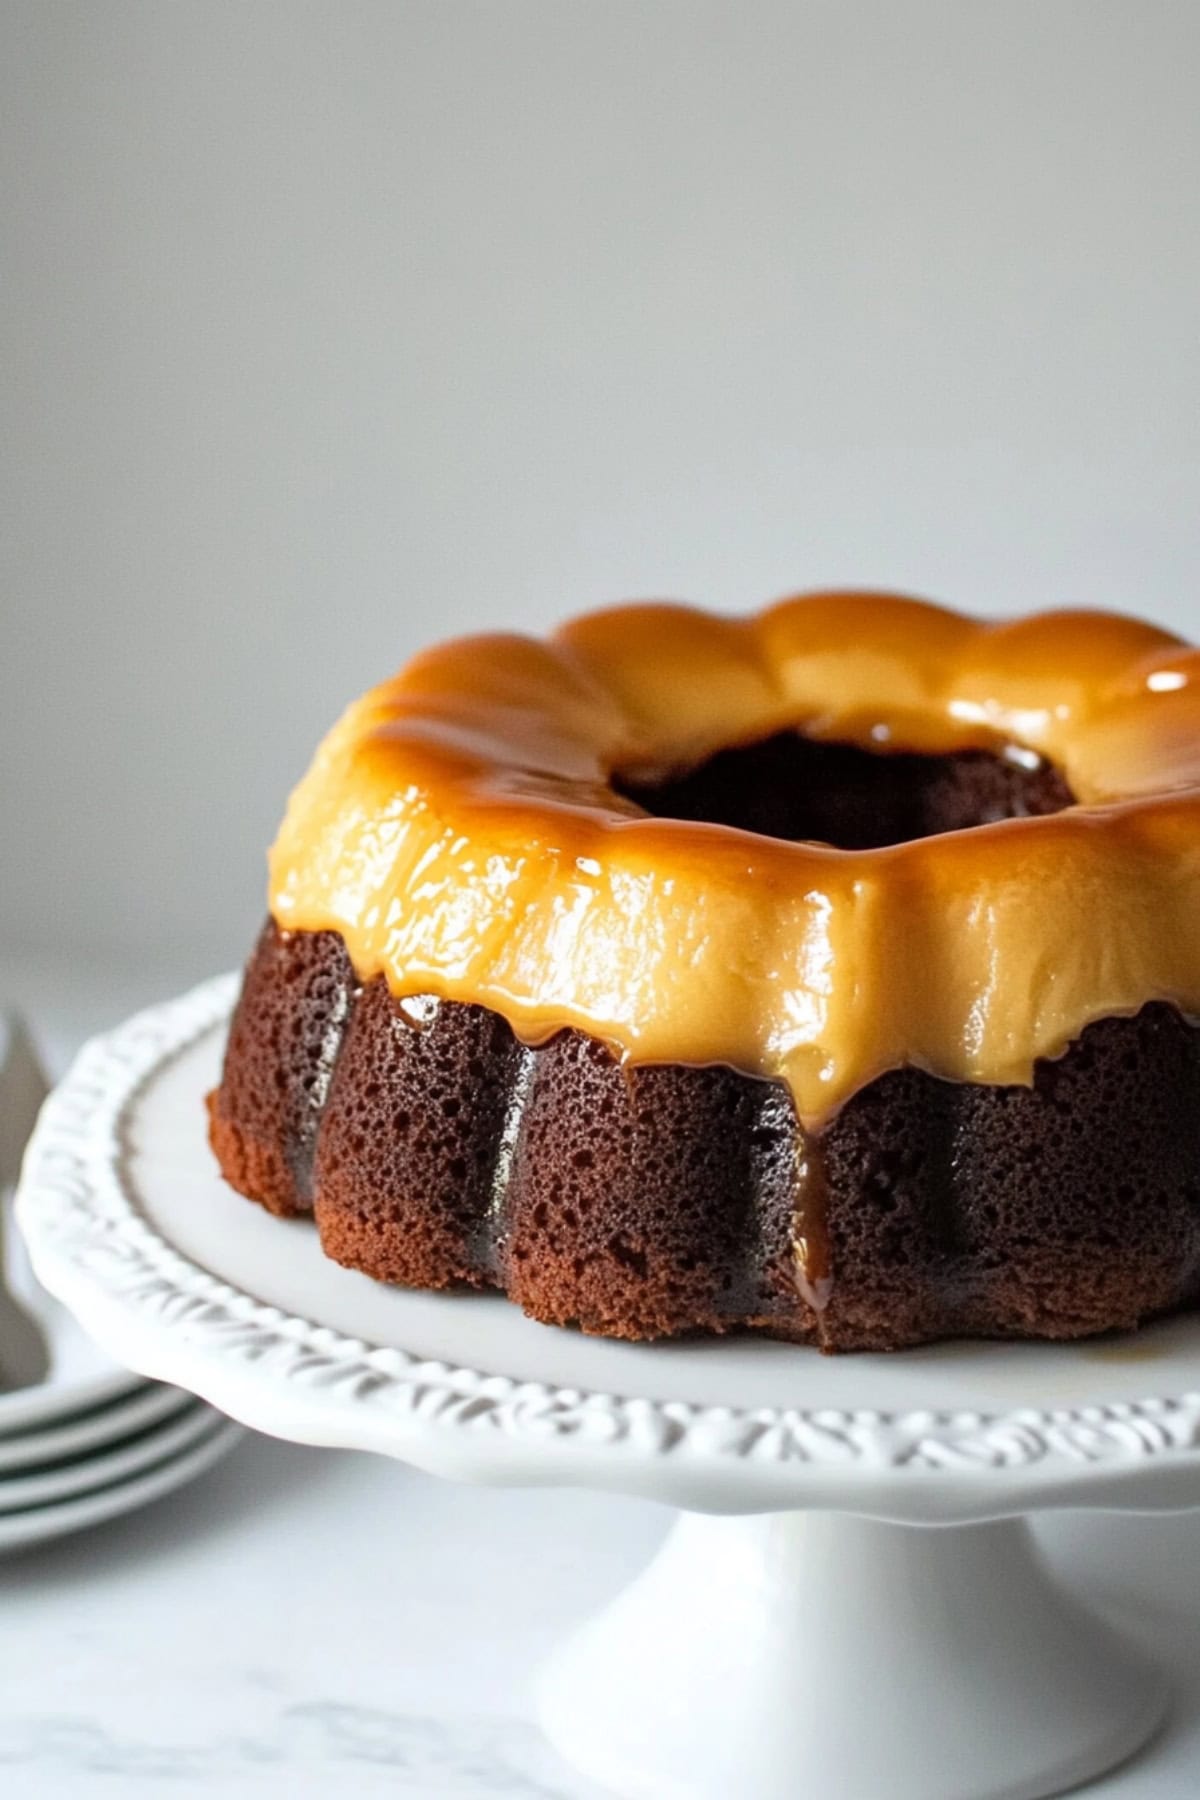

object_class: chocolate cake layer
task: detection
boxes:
[208,921,1200,1352]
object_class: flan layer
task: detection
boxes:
[268,594,1200,1125]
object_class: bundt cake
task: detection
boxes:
[208,593,1200,1351]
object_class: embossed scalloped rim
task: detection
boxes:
[16,975,1200,1522]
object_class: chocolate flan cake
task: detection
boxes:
[208,594,1200,1351]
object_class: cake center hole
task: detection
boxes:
[613,733,1075,850]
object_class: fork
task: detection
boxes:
[0,1012,51,1391]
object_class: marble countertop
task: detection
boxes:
[4,951,1200,1799]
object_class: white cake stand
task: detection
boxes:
[17,978,1200,1800]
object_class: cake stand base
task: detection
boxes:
[538,1510,1166,1800]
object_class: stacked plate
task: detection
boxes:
[1,1014,242,1553]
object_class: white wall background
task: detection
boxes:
[3,1,1200,971]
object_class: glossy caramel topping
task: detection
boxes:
[269,593,1200,1125]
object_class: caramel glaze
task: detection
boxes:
[269,593,1200,1152]
[792,1144,832,1315]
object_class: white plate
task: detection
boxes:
[0,1395,224,1512]
[0,1415,244,1554]
[0,1197,143,1433]
[0,1379,193,1476]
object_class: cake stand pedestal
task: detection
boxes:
[17,978,1200,1800]
[538,1511,1160,1800]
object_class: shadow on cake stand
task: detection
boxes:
[16,976,1199,1800]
